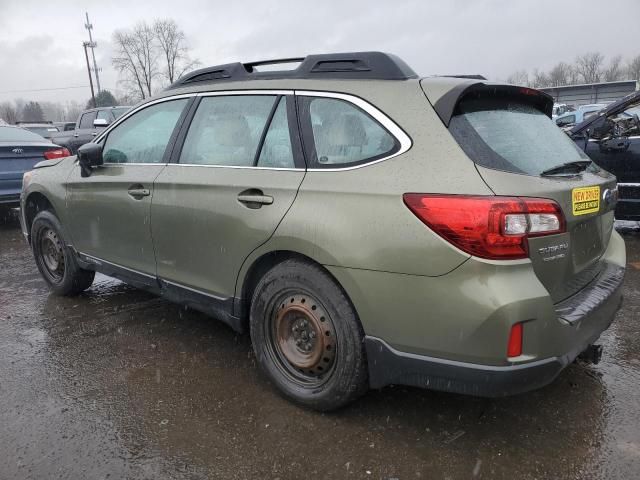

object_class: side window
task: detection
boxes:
[180,95,276,166]
[302,97,398,167]
[257,98,294,168]
[79,111,97,129]
[102,99,188,164]
[556,115,575,127]
[96,110,111,121]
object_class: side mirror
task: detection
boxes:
[78,143,103,177]
[93,118,109,128]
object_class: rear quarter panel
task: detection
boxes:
[236,80,493,296]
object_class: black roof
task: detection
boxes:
[167,51,418,89]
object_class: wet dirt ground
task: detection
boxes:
[1,211,639,480]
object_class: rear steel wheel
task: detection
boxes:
[268,292,337,385]
[250,259,369,411]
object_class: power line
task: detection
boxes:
[0,85,90,94]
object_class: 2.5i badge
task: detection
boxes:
[572,186,600,215]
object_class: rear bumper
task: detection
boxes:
[326,229,626,397]
[365,262,624,397]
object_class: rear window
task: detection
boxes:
[0,126,47,142]
[25,127,58,136]
[449,96,590,175]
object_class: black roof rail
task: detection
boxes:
[440,75,487,80]
[167,51,418,89]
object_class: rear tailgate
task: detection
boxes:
[477,166,616,302]
[421,80,618,302]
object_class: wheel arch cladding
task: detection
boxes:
[24,192,56,237]
[237,250,361,331]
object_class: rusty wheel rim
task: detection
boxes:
[269,292,337,384]
[39,227,65,282]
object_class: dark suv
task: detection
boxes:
[50,106,130,154]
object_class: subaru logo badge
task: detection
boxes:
[12,148,24,154]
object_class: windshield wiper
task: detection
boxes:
[540,160,592,176]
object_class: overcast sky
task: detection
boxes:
[1,0,639,104]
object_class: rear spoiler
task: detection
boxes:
[427,82,554,126]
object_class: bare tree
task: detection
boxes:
[63,101,85,122]
[154,19,200,84]
[40,101,67,122]
[567,65,581,85]
[112,22,159,100]
[506,70,529,86]
[575,52,604,84]
[22,101,45,122]
[604,55,624,82]
[530,69,550,88]
[628,55,640,82]
[548,62,572,87]
[0,102,18,124]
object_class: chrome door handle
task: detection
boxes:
[128,187,150,199]
[237,189,273,208]
[238,194,274,205]
[73,133,79,137]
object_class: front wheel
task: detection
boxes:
[250,259,368,411]
[31,210,95,296]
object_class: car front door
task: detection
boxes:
[150,92,305,304]
[69,111,98,153]
[65,97,192,279]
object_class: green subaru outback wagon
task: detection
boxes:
[20,52,625,410]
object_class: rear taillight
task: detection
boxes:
[43,148,71,160]
[403,194,565,260]
[507,323,523,358]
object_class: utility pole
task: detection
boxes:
[84,12,101,93]
[83,42,96,108]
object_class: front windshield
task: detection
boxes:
[449,97,591,175]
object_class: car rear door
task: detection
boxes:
[150,92,305,301]
[65,97,192,279]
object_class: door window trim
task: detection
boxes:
[295,90,412,171]
[169,90,306,170]
[93,89,411,171]
[95,95,195,167]
[93,93,197,144]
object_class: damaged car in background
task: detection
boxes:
[568,91,640,221]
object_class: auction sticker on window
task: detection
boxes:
[572,186,600,215]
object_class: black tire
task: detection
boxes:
[31,210,95,296]
[250,259,368,411]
